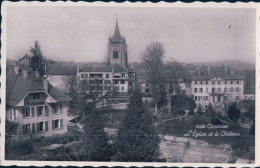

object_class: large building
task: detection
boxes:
[191,65,244,110]
[77,19,136,96]
[6,62,71,138]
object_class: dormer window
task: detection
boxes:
[32,93,40,100]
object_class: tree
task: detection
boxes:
[163,60,184,115]
[63,75,80,114]
[249,120,255,135]
[112,88,160,161]
[228,103,240,121]
[188,106,195,115]
[204,103,216,118]
[82,109,111,161]
[30,40,44,73]
[141,42,165,114]
[197,104,203,114]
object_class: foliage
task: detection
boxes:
[177,109,185,115]
[157,89,168,109]
[197,104,203,114]
[242,100,255,119]
[211,117,221,125]
[204,103,216,118]
[30,40,44,73]
[188,106,195,115]
[141,42,165,113]
[82,109,111,161]
[112,88,160,162]
[171,94,196,110]
[228,103,240,121]
[249,120,255,135]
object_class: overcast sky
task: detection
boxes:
[6,6,256,64]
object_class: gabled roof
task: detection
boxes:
[45,64,77,75]
[191,66,244,80]
[6,69,71,107]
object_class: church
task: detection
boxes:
[76,19,136,96]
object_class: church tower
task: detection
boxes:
[107,18,128,69]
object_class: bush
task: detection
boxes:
[177,109,185,115]
[197,104,203,114]
[211,117,221,125]
[204,103,216,118]
[228,103,240,121]
[188,107,195,115]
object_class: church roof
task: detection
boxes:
[112,20,122,42]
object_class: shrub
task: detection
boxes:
[228,103,240,121]
[197,104,203,114]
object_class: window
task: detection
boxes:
[225,81,227,84]
[206,96,208,101]
[37,106,44,116]
[199,88,203,93]
[32,93,40,100]
[113,51,118,58]
[218,96,221,102]
[237,81,239,84]
[81,74,88,78]
[194,88,197,93]
[121,86,124,91]
[206,81,208,85]
[200,81,203,84]
[121,80,125,84]
[205,105,208,109]
[194,96,197,101]
[39,122,44,132]
[218,88,221,93]
[106,74,109,78]
[236,87,240,92]
[236,96,240,101]
[230,87,233,92]
[212,81,215,85]
[224,88,227,92]
[104,80,111,84]
[218,81,221,84]
[23,107,30,118]
[212,88,215,93]
[231,81,233,84]
[52,119,63,130]
[26,124,31,134]
[206,88,208,93]
[195,81,197,85]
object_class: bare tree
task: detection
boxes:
[63,75,80,115]
[164,60,184,115]
[141,42,165,114]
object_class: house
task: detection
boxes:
[44,64,78,92]
[6,64,71,138]
[191,65,244,110]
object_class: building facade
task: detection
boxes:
[191,65,244,110]
[6,64,71,138]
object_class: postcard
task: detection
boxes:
[0,1,259,167]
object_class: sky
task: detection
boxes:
[6,6,256,64]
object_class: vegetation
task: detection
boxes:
[141,42,165,114]
[30,40,44,74]
[204,103,216,118]
[112,88,160,161]
[197,104,203,114]
[228,103,240,121]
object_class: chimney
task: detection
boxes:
[44,64,47,72]
[77,65,80,72]
[230,68,234,75]
[36,68,40,78]
[23,69,29,78]
[43,75,49,92]
[207,66,210,75]
[14,65,19,75]
[224,66,227,74]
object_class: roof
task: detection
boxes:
[6,69,71,106]
[80,64,127,73]
[191,66,244,80]
[113,20,121,42]
[45,64,77,75]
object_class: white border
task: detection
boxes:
[1,1,259,167]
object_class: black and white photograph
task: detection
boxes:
[1,2,258,166]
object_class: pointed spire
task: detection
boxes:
[113,15,121,42]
